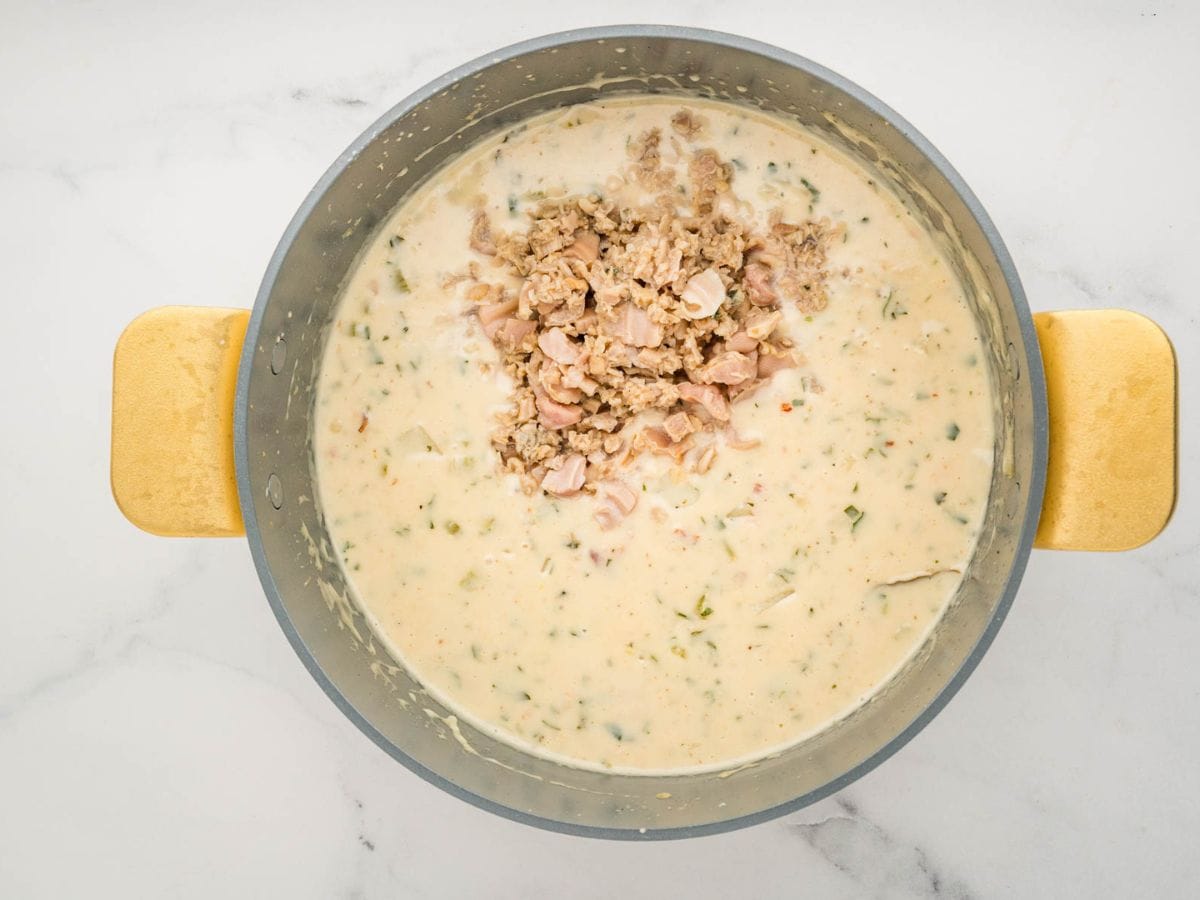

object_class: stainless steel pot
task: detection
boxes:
[110,25,1177,839]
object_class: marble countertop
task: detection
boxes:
[1,1,1196,896]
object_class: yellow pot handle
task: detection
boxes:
[111,306,250,537]
[1033,309,1178,551]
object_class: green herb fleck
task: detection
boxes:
[392,268,410,293]
[800,177,820,203]
[605,723,624,742]
[934,491,947,505]
[946,422,960,441]
[696,595,714,618]
[878,290,897,319]
[844,505,865,531]
[445,521,460,535]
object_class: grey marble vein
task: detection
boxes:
[791,798,973,899]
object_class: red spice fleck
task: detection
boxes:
[885,440,895,447]
[358,414,369,433]
[780,402,793,412]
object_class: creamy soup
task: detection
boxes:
[313,97,994,774]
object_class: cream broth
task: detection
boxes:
[313,97,994,773]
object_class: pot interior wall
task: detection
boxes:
[237,28,1044,837]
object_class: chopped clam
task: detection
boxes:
[679,268,726,319]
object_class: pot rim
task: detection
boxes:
[234,23,1047,840]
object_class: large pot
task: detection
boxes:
[109,26,1177,839]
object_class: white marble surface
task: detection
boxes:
[1,1,1196,896]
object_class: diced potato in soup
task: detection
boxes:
[313,96,994,774]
